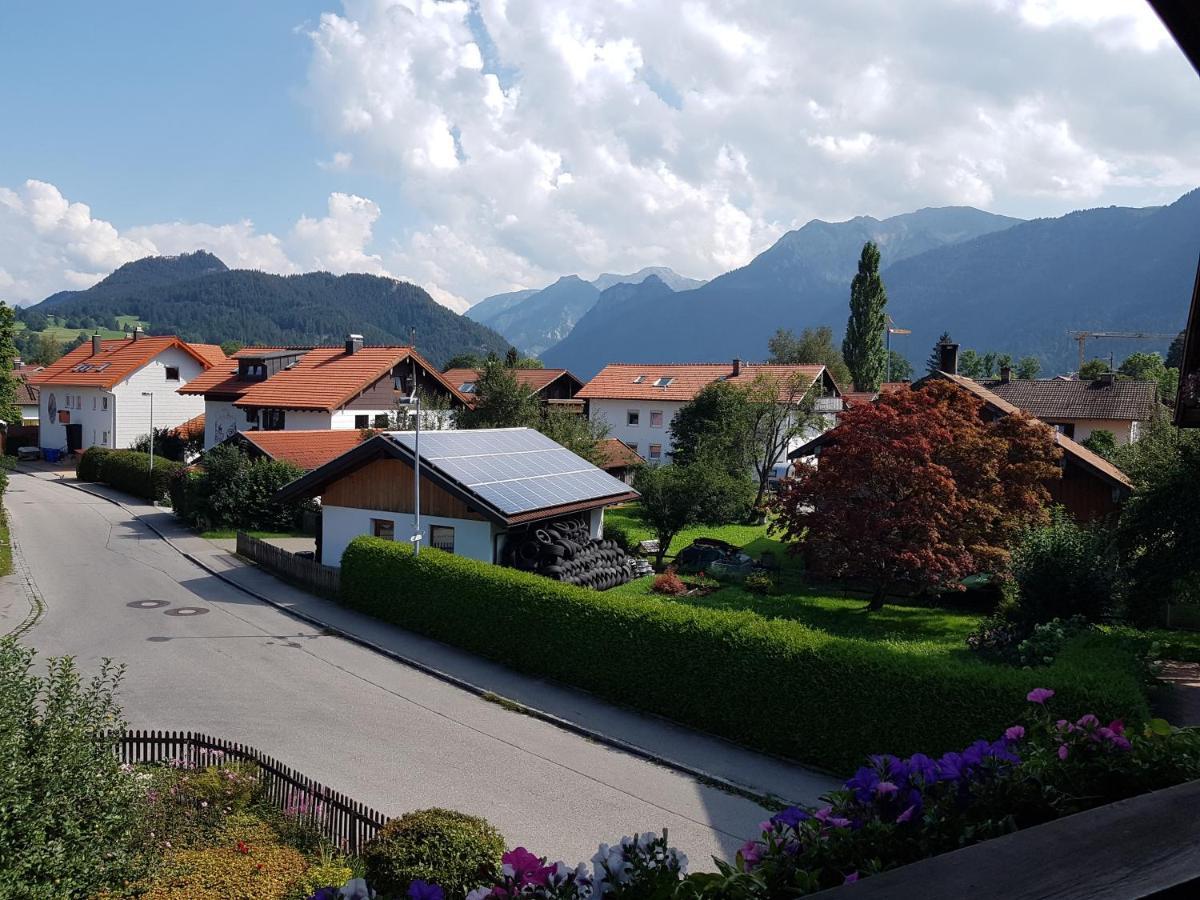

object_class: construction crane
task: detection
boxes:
[885,315,911,382]
[1066,330,1177,373]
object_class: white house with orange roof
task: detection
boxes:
[29,330,227,454]
[575,359,842,476]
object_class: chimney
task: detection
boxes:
[937,341,959,375]
[131,326,143,342]
[91,334,103,356]
[345,333,364,355]
[1000,364,1012,383]
[1098,371,1116,387]
[732,357,742,376]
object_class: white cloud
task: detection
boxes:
[319,150,354,171]
[0,179,471,310]
[300,0,1197,303]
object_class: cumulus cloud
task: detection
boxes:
[302,0,1198,303]
[0,180,472,309]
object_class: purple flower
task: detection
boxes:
[875,781,898,797]
[1076,714,1100,729]
[1058,743,1070,761]
[307,890,339,900]
[936,752,964,782]
[905,753,938,784]
[844,872,860,884]
[1027,688,1055,704]
[408,881,445,900]
[740,839,763,869]
[770,807,811,830]
[896,804,918,824]
[1004,725,1025,742]
[501,848,552,886]
[845,767,880,804]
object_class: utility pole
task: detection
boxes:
[409,327,422,556]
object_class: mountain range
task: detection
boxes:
[467,267,705,355]
[539,195,1198,378]
[25,251,513,367]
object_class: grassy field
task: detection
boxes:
[199,528,309,540]
[604,502,789,560]
[16,314,146,342]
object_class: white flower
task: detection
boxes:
[501,863,516,878]
[338,878,375,900]
[465,889,491,900]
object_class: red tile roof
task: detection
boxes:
[237,429,365,471]
[170,413,206,440]
[29,337,226,389]
[596,438,645,471]
[235,346,470,411]
[981,377,1160,421]
[442,367,581,395]
[176,347,304,397]
[576,362,828,402]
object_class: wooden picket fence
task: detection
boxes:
[237,531,340,599]
[117,730,386,853]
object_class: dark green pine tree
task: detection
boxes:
[842,242,889,391]
[504,346,520,368]
[926,331,952,375]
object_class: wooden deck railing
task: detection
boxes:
[237,531,340,599]
[117,730,386,853]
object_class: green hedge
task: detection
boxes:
[76,447,112,482]
[85,449,182,502]
[340,538,1149,773]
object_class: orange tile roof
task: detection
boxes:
[442,367,580,395]
[596,438,644,471]
[238,429,365,471]
[576,362,828,402]
[176,347,306,397]
[235,346,470,411]
[170,413,206,440]
[29,336,226,389]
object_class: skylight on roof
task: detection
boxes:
[459,382,476,393]
[653,377,674,388]
[72,364,92,373]
[631,375,648,383]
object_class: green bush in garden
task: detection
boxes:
[340,538,1149,773]
[1012,511,1116,623]
[91,449,181,501]
[0,638,151,897]
[75,445,112,482]
[362,808,505,900]
[170,444,313,532]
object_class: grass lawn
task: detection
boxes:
[199,528,310,540]
[16,314,147,342]
[0,505,11,578]
[605,502,789,560]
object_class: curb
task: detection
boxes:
[58,476,796,808]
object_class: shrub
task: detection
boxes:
[172,445,313,533]
[604,522,633,553]
[1012,512,1115,623]
[76,445,112,481]
[0,638,151,897]
[744,571,775,595]
[340,539,1149,772]
[173,761,262,815]
[652,567,686,595]
[362,808,505,900]
[94,449,182,501]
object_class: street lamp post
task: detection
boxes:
[407,331,423,556]
[885,316,912,383]
[141,391,154,475]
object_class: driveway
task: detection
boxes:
[2,472,831,867]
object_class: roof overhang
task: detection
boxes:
[273,434,638,527]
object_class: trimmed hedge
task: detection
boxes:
[362,808,505,899]
[75,446,112,482]
[85,449,182,502]
[340,537,1150,773]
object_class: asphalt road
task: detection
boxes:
[4,472,783,868]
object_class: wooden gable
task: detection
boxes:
[322,457,486,520]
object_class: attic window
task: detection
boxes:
[73,364,92,373]
[459,382,476,393]
[95,362,110,372]
[653,377,674,388]
[632,375,646,383]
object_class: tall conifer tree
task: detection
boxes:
[842,242,889,391]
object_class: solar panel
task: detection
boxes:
[386,428,632,516]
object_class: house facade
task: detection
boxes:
[183,337,469,450]
[442,367,584,409]
[30,333,226,454]
[576,360,842,474]
[274,427,639,568]
[980,372,1159,446]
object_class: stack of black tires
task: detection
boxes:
[504,516,635,590]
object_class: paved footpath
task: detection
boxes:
[2,470,836,868]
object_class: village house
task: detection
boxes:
[442,366,585,411]
[274,427,638,568]
[221,429,364,472]
[979,369,1159,446]
[595,437,644,484]
[181,336,471,450]
[575,360,842,476]
[30,331,226,454]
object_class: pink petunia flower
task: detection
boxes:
[1027,688,1055,704]
[1058,744,1070,760]
[1005,725,1025,742]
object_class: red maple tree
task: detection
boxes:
[773,381,1061,609]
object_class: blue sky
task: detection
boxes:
[1,1,1197,310]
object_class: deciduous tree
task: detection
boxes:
[1015,356,1042,380]
[669,380,754,474]
[455,360,540,429]
[773,381,1060,609]
[744,370,821,510]
[0,304,22,425]
[768,326,852,388]
[842,242,888,391]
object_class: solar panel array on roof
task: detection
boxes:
[384,428,632,516]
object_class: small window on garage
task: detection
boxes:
[372,519,395,540]
[165,367,180,381]
[354,414,369,428]
[374,413,390,428]
[429,525,454,553]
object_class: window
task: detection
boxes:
[429,525,455,553]
[354,414,369,428]
[623,441,638,454]
[165,366,180,381]
[632,375,646,384]
[654,377,674,388]
[101,431,109,446]
[374,414,390,428]
[244,408,259,424]
[102,396,108,411]
[372,519,395,540]
[92,397,97,410]
[459,382,476,393]
[649,410,663,428]
[649,443,662,461]
[1052,422,1076,439]
[261,409,286,431]
[626,410,640,426]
